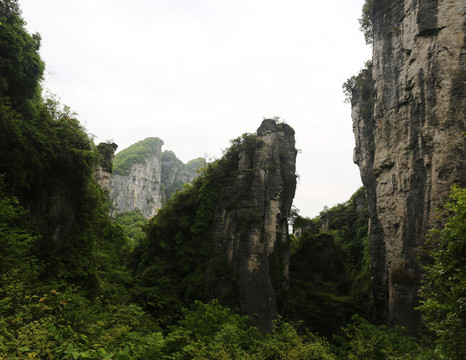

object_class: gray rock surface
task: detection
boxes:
[207,119,297,332]
[110,151,164,218]
[102,140,203,218]
[352,0,466,334]
[161,151,205,200]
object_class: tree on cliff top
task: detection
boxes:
[359,0,374,45]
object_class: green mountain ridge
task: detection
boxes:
[113,137,164,176]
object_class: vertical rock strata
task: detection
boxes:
[110,151,164,218]
[108,139,203,218]
[352,0,466,333]
[208,119,297,332]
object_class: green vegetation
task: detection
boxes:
[113,210,147,247]
[186,157,206,173]
[283,187,371,337]
[418,185,466,359]
[161,150,197,200]
[132,132,264,328]
[359,0,374,45]
[96,142,118,173]
[161,149,179,163]
[333,315,437,360]
[1,1,464,358]
[342,61,373,108]
[113,137,164,176]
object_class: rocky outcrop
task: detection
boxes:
[161,151,205,200]
[352,0,466,334]
[94,142,118,192]
[110,151,164,218]
[108,138,203,218]
[109,138,164,218]
[207,119,297,331]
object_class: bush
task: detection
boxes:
[418,185,466,359]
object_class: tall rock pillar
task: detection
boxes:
[208,119,297,332]
[352,0,466,334]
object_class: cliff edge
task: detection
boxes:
[352,0,466,333]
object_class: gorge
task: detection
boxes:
[1,0,466,357]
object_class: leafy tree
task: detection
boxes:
[0,0,44,105]
[0,181,37,278]
[359,0,374,45]
[161,301,336,360]
[282,188,371,337]
[113,210,148,246]
[333,315,437,360]
[342,61,372,106]
[0,0,135,300]
[418,185,466,359]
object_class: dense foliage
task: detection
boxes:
[161,150,205,200]
[132,132,263,328]
[112,210,147,247]
[283,187,372,337]
[418,185,466,359]
[359,0,374,45]
[113,137,164,176]
[1,1,464,358]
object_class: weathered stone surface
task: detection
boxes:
[94,142,118,192]
[110,150,164,218]
[161,151,204,200]
[352,0,466,334]
[107,142,203,218]
[207,119,297,332]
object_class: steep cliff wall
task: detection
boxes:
[108,138,203,218]
[111,152,164,218]
[207,119,297,331]
[110,138,164,218]
[161,151,205,200]
[352,0,466,333]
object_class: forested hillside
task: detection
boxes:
[0,0,464,359]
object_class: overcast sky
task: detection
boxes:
[20,0,372,217]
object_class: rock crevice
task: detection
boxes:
[352,0,466,333]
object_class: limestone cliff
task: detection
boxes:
[161,151,205,200]
[351,0,466,333]
[108,138,203,218]
[110,138,164,218]
[207,119,297,331]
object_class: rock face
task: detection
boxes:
[207,119,297,331]
[108,138,202,218]
[110,151,164,218]
[94,142,118,192]
[161,151,205,200]
[352,0,466,333]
